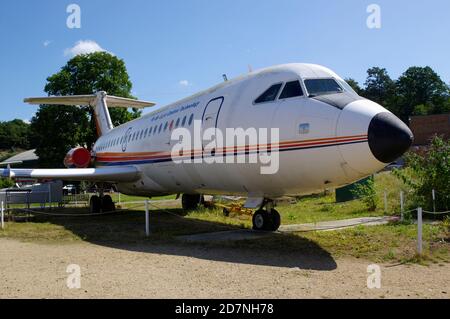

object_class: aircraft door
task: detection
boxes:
[201,97,224,147]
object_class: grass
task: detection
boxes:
[0,171,448,264]
[188,171,405,227]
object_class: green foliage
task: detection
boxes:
[363,67,396,108]
[30,52,140,167]
[0,178,14,189]
[394,137,450,211]
[350,178,378,212]
[395,66,449,123]
[0,119,33,150]
[359,66,449,124]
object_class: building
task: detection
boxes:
[0,149,39,168]
[410,113,450,146]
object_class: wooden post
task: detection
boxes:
[400,191,404,221]
[384,190,388,213]
[432,189,436,213]
[1,201,4,230]
[145,200,150,237]
[417,207,423,255]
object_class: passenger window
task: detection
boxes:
[188,114,194,126]
[254,83,283,104]
[176,118,180,128]
[182,116,187,126]
[279,81,304,99]
[158,124,163,133]
[164,122,168,132]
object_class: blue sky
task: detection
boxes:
[0,0,449,122]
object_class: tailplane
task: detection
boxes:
[24,92,155,136]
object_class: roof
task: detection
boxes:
[1,149,38,165]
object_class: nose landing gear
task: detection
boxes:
[252,200,281,232]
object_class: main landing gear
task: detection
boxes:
[89,194,116,214]
[252,200,281,232]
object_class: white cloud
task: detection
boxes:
[64,40,109,57]
[22,119,31,124]
[43,40,52,47]
[179,80,190,87]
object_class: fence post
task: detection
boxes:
[432,189,436,213]
[1,201,4,230]
[417,207,423,255]
[48,183,52,210]
[145,200,150,237]
[384,190,388,213]
[400,191,404,221]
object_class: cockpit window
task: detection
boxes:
[279,81,304,99]
[254,83,283,104]
[304,78,344,97]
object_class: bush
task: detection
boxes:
[0,178,14,189]
[351,178,378,212]
[394,136,450,211]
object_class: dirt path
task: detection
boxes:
[0,238,448,299]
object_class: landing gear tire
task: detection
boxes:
[89,195,101,214]
[182,194,204,211]
[252,208,281,232]
[267,209,281,232]
[102,195,116,212]
[252,209,270,231]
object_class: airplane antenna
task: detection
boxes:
[222,74,228,82]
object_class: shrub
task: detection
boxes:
[351,178,378,212]
[394,136,450,211]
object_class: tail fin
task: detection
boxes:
[24,92,155,136]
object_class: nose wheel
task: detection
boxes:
[252,201,281,232]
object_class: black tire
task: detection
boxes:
[182,194,203,211]
[89,195,101,214]
[223,208,230,217]
[102,195,116,212]
[268,209,281,231]
[252,209,270,231]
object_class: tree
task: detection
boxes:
[362,67,396,109]
[0,119,32,150]
[396,66,449,122]
[31,52,140,167]
[344,78,363,95]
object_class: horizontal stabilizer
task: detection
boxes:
[24,93,155,109]
[1,166,140,183]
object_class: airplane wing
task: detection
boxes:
[0,166,140,183]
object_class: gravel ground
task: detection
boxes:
[0,238,448,299]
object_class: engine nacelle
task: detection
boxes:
[64,147,92,168]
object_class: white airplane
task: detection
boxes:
[1,64,413,231]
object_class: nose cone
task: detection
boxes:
[368,112,414,163]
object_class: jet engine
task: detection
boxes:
[64,147,92,168]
